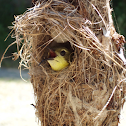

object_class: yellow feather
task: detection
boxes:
[47,48,70,71]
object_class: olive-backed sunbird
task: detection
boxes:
[47,47,71,71]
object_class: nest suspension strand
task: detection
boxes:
[1,0,126,125]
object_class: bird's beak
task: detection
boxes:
[48,48,56,59]
[39,48,57,65]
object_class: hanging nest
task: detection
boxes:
[1,0,126,125]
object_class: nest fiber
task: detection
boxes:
[4,0,126,125]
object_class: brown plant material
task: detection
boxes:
[1,0,126,125]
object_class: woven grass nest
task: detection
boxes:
[1,0,126,125]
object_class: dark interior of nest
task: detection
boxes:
[33,40,74,70]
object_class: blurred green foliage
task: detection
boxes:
[0,0,126,67]
[0,0,31,67]
[112,0,126,37]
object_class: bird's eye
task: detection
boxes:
[60,50,66,56]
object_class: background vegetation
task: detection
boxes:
[112,0,126,36]
[0,0,125,67]
[0,0,31,67]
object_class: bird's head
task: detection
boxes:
[47,47,71,71]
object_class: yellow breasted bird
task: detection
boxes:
[47,47,71,71]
